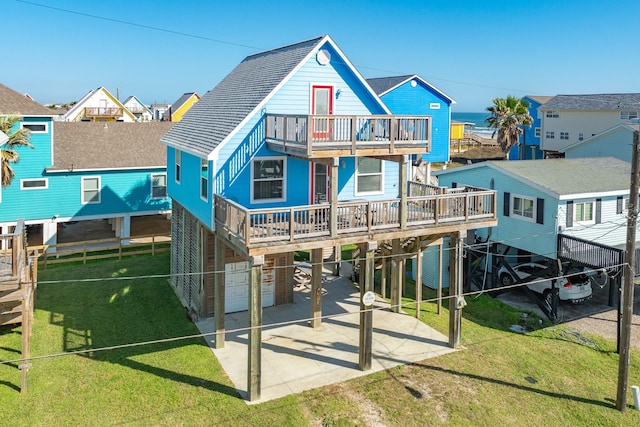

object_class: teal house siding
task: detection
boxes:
[508,96,548,160]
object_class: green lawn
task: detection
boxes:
[1,252,639,426]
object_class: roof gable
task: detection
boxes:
[540,93,640,111]
[161,35,390,158]
[64,87,136,121]
[367,74,455,104]
[0,83,54,116]
[561,123,638,153]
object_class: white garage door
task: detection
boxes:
[224,260,275,314]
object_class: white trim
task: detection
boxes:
[374,74,456,104]
[150,173,167,199]
[20,178,49,190]
[355,158,384,196]
[209,35,393,160]
[175,149,181,184]
[81,176,101,204]
[20,122,48,134]
[200,158,208,202]
[574,200,595,225]
[558,190,628,200]
[510,193,536,223]
[46,166,166,173]
[250,156,287,203]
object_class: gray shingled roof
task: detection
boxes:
[540,93,640,111]
[170,92,197,111]
[161,36,325,157]
[50,122,174,171]
[366,75,414,96]
[486,157,630,197]
[0,83,54,116]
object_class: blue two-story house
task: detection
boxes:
[0,83,173,247]
[367,75,455,174]
[160,35,497,400]
[508,95,552,160]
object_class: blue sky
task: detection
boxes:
[3,0,639,112]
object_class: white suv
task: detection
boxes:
[497,262,592,304]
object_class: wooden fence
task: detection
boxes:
[31,233,171,267]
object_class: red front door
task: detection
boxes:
[312,85,333,139]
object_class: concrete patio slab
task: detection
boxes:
[196,271,455,404]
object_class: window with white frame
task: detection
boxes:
[545,111,559,118]
[511,194,535,221]
[545,131,555,139]
[620,111,638,120]
[81,176,101,204]
[574,201,594,224]
[560,132,569,140]
[151,173,167,199]
[356,157,383,194]
[175,150,181,183]
[534,127,541,138]
[200,159,208,201]
[20,178,48,190]
[20,122,48,133]
[252,157,285,201]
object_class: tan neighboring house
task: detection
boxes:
[62,87,136,122]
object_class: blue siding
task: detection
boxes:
[509,97,544,160]
[564,127,633,162]
[167,147,212,227]
[379,80,451,163]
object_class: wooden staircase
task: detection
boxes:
[0,219,38,393]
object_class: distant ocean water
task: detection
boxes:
[451,112,494,137]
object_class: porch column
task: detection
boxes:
[42,220,58,253]
[310,248,323,328]
[390,239,402,313]
[448,232,464,348]
[248,255,264,402]
[437,242,443,315]
[359,241,376,370]
[399,155,408,229]
[214,235,226,349]
[330,158,338,237]
[122,214,131,239]
[1,225,7,250]
[415,237,422,318]
[380,256,388,299]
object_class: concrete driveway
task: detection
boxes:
[197,271,455,404]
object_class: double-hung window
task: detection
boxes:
[175,150,181,183]
[356,157,383,195]
[151,173,167,199]
[252,158,285,202]
[200,159,208,201]
[545,131,555,139]
[82,176,101,204]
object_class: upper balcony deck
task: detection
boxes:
[214,182,497,256]
[265,114,431,159]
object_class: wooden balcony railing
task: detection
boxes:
[214,185,496,248]
[0,219,26,280]
[265,114,431,157]
[84,107,124,118]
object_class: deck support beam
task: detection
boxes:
[214,236,226,349]
[415,237,422,318]
[248,255,263,402]
[359,241,376,370]
[448,232,464,348]
[310,248,323,328]
[390,239,402,313]
[399,155,408,229]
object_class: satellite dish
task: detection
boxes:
[317,49,331,65]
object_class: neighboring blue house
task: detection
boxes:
[434,157,635,294]
[160,35,497,400]
[367,75,455,170]
[0,83,173,247]
[561,123,637,162]
[508,95,552,160]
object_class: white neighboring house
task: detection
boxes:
[63,87,136,122]
[561,123,638,162]
[122,96,153,122]
[539,93,640,157]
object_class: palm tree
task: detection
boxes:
[0,114,32,188]
[485,95,533,159]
